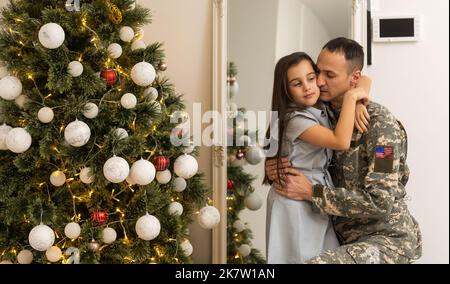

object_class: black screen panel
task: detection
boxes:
[380,18,414,38]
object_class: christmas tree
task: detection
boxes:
[0,0,219,264]
[226,62,265,264]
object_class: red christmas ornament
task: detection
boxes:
[153,156,170,171]
[236,151,245,160]
[227,179,235,190]
[100,69,118,86]
[90,209,108,225]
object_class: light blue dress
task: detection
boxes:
[266,106,339,264]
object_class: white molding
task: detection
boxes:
[351,0,368,69]
[212,0,227,264]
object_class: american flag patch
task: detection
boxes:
[375,146,394,159]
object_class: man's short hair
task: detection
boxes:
[323,37,364,73]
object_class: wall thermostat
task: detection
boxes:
[373,16,420,42]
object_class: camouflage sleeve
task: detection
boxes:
[311,117,404,218]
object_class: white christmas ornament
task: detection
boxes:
[15,94,29,109]
[38,107,54,123]
[131,62,156,87]
[197,206,221,229]
[152,101,162,114]
[245,147,264,165]
[172,177,187,192]
[142,87,158,102]
[102,227,117,244]
[114,128,128,140]
[6,127,32,153]
[131,39,146,51]
[168,202,183,216]
[0,124,12,150]
[83,103,99,119]
[119,26,135,42]
[228,81,239,97]
[130,159,156,186]
[0,260,13,264]
[233,220,246,233]
[103,156,130,183]
[46,246,62,262]
[156,169,172,184]
[38,23,65,49]
[64,119,91,147]
[174,154,198,179]
[227,102,238,119]
[180,239,193,257]
[17,249,33,264]
[50,170,66,187]
[80,167,94,184]
[28,224,55,251]
[237,135,252,146]
[107,43,123,59]
[64,222,81,239]
[0,75,22,101]
[135,213,161,241]
[126,174,135,185]
[238,244,251,257]
[68,61,83,77]
[244,192,263,211]
[121,93,137,109]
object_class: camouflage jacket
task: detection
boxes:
[311,102,422,260]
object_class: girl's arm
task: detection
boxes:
[299,88,368,150]
[355,76,372,132]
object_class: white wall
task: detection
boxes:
[275,0,302,60]
[366,0,449,264]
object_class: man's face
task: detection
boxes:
[316,50,354,106]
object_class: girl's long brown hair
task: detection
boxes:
[263,52,319,185]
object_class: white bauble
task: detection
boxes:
[174,154,198,179]
[142,87,158,102]
[119,26,135,42]
[107,43,123,59]
[131,62,156,87]
[126,174,135,185]
[0,76,22,101]
[168,202,183,216]
[64,222,81,239]
[197,206,220,229]
[17,249,33,264]
[238,244,251,257]
[64,120,91,147]
[135,213,161,241]
[227,102,238,119]
[180,239,193,257]
[67,61,83,77]
[38,107,54,124]
[6,127,32,153]
[152,102,162,114]
[245,147,264,165]
[228,81,239,97]
[0,260,13,264]
[50,170,66,187]
[114,128,129,140]
[121,93,137,109]
[156,169,172,184]
[38,23,65,49]
[28,224,55,251]
[233,220,246,233]
[131,39,146,51]
[0,124,12,150]
[244,192,263,211]
[103,156,130,183]
[15,94,29,109]
[79,167,94,184]
[102,227,117,244]
[172,177,187,192]
[237,135,252,146]
[130,159,156,186]
[45,246,62,262]
[83,103,98,119]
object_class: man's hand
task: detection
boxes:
[273,168,313,201]
[265,158,291,182]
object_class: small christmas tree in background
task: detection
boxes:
[226,62,265,264]
[0,0,220,264]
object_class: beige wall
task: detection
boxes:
[0,0,214,263]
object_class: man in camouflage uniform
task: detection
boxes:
[266,38,422,264]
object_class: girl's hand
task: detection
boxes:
[355,102,370,133]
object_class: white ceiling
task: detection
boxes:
[300,0,353,38]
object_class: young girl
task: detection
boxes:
[264,52,370,263]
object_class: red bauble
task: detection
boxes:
[227,179,235,190]
[236,151,245,160]
[153,156,170,171]
[90,209,108,225]
[100,69,118,86]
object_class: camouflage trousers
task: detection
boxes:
[305,241,412,264]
